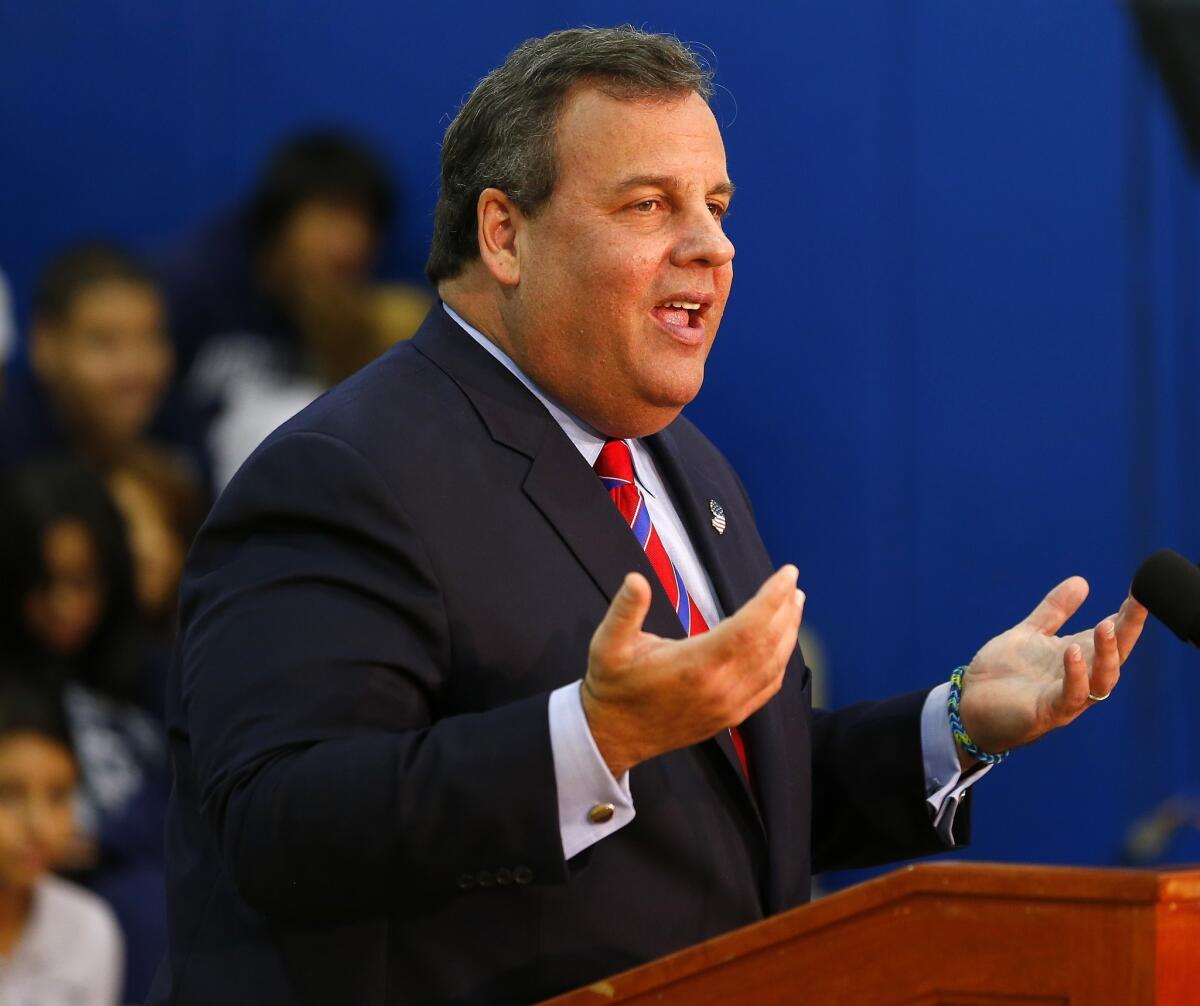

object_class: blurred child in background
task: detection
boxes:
[0,668,122,1005]
[156,129,429,486]
[0,243,210,494]
[106,444,206,720]
[0,458,168,1002]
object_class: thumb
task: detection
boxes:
[595,573,653,653]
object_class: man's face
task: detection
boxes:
[503,87,735,438]
[34,281,172,448]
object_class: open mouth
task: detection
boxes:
[651,296,711,331]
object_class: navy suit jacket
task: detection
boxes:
[150,306,965,1005]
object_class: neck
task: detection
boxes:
[438,275,514,357]
[0,883,33,955]
[56,406,127,466]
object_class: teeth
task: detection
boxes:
[663,301,702,310]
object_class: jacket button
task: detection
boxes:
[456,874,475,891]
[513,866,533,885]
[495,867,514,886]
[477,870,495,888]
[588,803,615,824]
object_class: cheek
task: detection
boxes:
[44,806,76,856]
[0,812,19,848]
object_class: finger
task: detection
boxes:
[1024,576,1090,636]
[714,586,804,710]
[1088,618,1120,700]
[594,573,653,653]
[736,612,804,721]
[764,589,806,672]
[1055,642,1090,716]
[1112,594,1149,662]
[709,565,799,658]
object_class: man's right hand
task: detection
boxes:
[580,565,805,778]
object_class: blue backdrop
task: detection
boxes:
[2,1,1198,881]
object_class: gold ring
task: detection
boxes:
[1087,691,1110,702]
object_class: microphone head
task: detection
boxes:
[1131,549,1200,646]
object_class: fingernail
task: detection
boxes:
[1069,644,1082,660]
[795,589,806,609]
[1105,621,1115,639]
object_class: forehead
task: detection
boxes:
[66,279,162,324]
[551,85,729,194]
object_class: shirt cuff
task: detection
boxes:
[921,681,992,845]
[548,681,636,860]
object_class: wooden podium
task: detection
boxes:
[541,863,1200,1005]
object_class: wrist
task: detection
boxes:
[579,683,637,779]
[947,665,1009,767]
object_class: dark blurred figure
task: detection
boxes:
[0,459,169,1003]
[105,445,206,721]
[0,668,123,1005]
[0,244,209,491]
[0,266,14,392]
[156,129,429,487]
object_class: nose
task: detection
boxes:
[21,796,56,846]
[670,202,735,270]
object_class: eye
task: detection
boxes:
[707,201,729,221]
[631,198,664,214]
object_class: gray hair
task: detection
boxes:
[425,25,713,285]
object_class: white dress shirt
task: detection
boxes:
[442,304,987,861]
[0,875,123,1006]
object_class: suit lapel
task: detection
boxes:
[415,307,776,844]
[412,307,684,640]
[522,433,686,640]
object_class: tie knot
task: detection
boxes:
[594,439,635,486]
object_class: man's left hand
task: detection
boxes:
[955,576,1148,769]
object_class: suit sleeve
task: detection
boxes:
[178,430,568,921]
[809,687,970,873]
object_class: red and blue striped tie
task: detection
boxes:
[594,439,751,781]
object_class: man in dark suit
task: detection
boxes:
[150,26,1146,1005]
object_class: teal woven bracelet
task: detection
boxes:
[947,665,1009,765]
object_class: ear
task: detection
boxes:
[476,187,523,287]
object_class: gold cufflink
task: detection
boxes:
[588,803,615,824]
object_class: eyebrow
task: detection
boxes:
[612,173,736,199]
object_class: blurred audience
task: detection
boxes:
[155,128,429,487]
[106,446,205,639]
[0,669,123,1005]
[0,125,426,1001]
[0,459,169,1002]
[0,244,210,493]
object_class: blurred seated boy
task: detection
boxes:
[155,130,429,487]
[0,244,208,490]
[0,668,123,1006]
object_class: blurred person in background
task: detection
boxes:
[0,244,210,493]
[0,459,169,1003]
[155,129,430,488]
[106,445,205,637]
[0,669,123,1006]
[106,444,207,716]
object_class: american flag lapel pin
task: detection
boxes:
[709,499,726,535]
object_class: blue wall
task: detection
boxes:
[2,2,1198,878]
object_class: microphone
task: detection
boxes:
[1131,549,1200,647]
